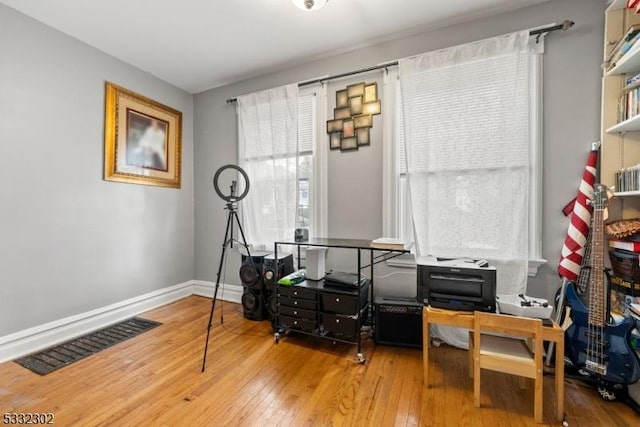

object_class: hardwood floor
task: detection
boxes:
[1,296,637,426]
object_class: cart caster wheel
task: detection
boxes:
[357,353,366,364]
[274,333,280,344]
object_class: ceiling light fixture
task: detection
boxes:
[292,0,329,12]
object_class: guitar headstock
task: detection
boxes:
[592,183,609,210]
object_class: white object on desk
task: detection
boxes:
[306,246,327,280]
[371,237,413,250]
[496,294,553,319]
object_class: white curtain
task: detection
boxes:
[237,84,299,250]
[399,31,533,347]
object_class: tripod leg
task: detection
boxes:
[232,210,260,283]
[232,210,252,255]
[202,210,234,372]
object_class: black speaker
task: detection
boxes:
[241,288,267,321]
[262,253,294,291]
[239,251,271,289]
[266,291,277,321]
[374,297,423,348]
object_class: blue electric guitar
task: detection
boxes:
[564,184,640,390]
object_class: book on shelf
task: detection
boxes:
[626,71,640,87]
[609,238,640,252]
[615,75,640,124]
[370,237,412,251]
[605,24,640,70]
[614,163,640,192]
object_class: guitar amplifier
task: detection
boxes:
[374,297,423,348]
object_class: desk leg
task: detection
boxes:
[423,308,430,387]
[555,336,564,421]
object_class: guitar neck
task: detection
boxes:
[575,221,593,292]
[588,206,607,326]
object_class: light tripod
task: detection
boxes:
[202,165,254,372]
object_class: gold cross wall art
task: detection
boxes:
[326,81,381,152]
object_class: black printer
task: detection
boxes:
[416,256,496,312]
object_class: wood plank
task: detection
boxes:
[0,296,638,426]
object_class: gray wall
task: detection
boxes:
[0,5,195,336]
[194,0,605,303]
[0,0,605,338]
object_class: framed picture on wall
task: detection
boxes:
[334,107,351,119]
[356,127,370,146]
[347,82,365,98]
[341,136,358,151]
[329,132,341,150]
[103,82,182,188]
[336,90,349,108]
[353,114,372,128]
[342,119,355,138]
[349,96,363,115]
[327,119,344,133]
[364,83,378,103]
[363,100,381,115]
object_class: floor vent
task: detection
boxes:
[14,317,162,375]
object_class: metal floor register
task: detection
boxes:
[15,317,162,375]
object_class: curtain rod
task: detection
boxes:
[226,20,574,104]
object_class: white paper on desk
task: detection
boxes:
[371,237,414,250]
[372,237,404,244]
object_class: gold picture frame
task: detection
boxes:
[342,119,355,138]
[356,128,370,146]
[349,96,363,115]
[334,107,351,119]
[364,83,378,103]
[362,100,381,115]
[341,136,358,151]
[353,114,372,128]
[347,82,365,98]
[336,90,349,108]
[104,82,182,188]
[327,119,344,133]
[329,132,341,150]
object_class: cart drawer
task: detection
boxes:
[321,313,359,340]
[321,288,368,315]
[279,296,316,311]
[279,305,316,320]
[280,315,316,332]
[279,286,316,301]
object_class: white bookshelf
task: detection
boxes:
[607,113,640,133]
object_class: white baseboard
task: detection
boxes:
[0,280,243,363]
[192,280,243,304]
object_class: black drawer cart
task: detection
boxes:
[273,238,409,363]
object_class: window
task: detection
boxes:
[383,34,546,275]
[237,84,327,251]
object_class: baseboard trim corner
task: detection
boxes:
[192,280,243,304]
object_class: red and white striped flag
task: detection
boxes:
[558,143,599,282]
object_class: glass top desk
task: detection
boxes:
[274,237,411,297]
[273,238,411,330]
